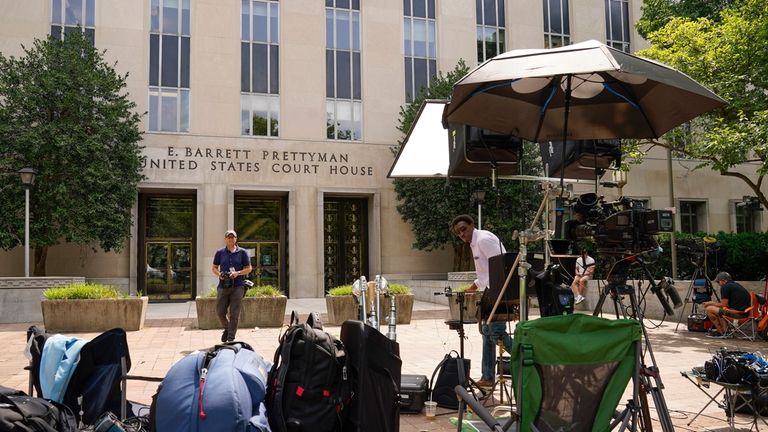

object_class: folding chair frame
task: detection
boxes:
[722,292,761,341]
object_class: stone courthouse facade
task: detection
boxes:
[0,1,764,299]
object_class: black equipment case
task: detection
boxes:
[400,374,429,413]
[340,320,402,432]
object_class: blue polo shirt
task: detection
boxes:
[213,246,251,289]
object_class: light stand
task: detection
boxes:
[472,190,486,230]
[673,242,720,332]
[18,168,36,278]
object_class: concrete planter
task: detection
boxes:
[448,292,481,321]
[325,295,358,326]
[41,297,149,333]
[379,293,415,324]
[325,293,415,325]
[196,296,287,329]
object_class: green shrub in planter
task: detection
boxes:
[205,285,284,298]
[44,283,127,300]
[452,284,472,293]
[42,283,146,332]
[328,285,353,296]
[388,283,411,295]
[245,285,283,297]
[197,285,286,329]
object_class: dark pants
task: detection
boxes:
[217,286,245,340]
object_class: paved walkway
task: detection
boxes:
[0,299,766,431]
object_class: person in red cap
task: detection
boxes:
[212,230,253,342]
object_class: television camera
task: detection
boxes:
[563,193,674,255]
[562,193,680,317]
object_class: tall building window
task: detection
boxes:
[476,0,505,63]
[51,0,95,44]
[605,0,630,52]
[543,0,570,48]
[326,0,361,141]
[404,0,437,102]
[149,0,191,133]
[241,0,280,137]
[679,200,706,233]
[735,199,761,233]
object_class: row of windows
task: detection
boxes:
[654,200,761,234]
[51,0,631,139]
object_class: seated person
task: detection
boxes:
[703,271,751,337]
[570,249,594,305]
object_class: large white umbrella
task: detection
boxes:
[442,39,726,142]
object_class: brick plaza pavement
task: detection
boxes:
[0,298,766,431]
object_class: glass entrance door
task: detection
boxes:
[235,196,286,293]
[145,242,193,300]
[323,197,368,291]
[140,194,195,300]
[239,241,280,288]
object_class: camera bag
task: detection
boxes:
[266,312,351,432]
[0,386,77,432]
[340,319,402,432]
[150,342,270,432]
[429,351,470,409]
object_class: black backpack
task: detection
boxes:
[0,386,77,432]
[266,312,350,432]
[429,351,470,410]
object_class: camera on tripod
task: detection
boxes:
[563,194,673,255]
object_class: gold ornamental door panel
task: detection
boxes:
[324,198,368,292]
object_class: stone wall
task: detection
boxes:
[0,277,85,323]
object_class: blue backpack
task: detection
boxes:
[151,342,271,432]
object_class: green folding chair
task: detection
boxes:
[509,314,642,432]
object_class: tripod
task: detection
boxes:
[443,291,487,403]
[594,256,676,432]
[674,255,720,332]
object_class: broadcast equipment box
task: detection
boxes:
[687,313,711,332]
[447,123,521,177]
[399,374,429,413]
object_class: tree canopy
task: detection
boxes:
[393,61,544,271]
[0,30,144,275]
[636,0,734,38]
[635,0,768,208]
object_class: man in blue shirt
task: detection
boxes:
[212,230,253,342]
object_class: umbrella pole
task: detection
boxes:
[560,75,572,197]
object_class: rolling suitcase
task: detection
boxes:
[400,374,428,413]
[340,320,402,432]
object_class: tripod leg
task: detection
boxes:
[592,281,614,317]
[675,268,699,332]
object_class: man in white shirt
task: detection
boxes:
[451,214,511,389]
[571,249,595,305]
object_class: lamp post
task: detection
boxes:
[18,168,36,278]
[471,190,486,230]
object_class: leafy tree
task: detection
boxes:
[393,60,544,271]
[0,30,144,276]
[636,0,734,38]
[634,0,768,209]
